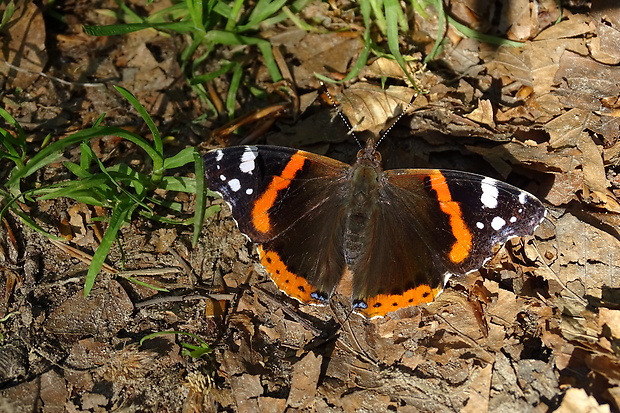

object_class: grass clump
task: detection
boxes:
[0,86,218,295]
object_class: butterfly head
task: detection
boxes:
[356,138,382,167]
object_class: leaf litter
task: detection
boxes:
[0,0,620,412]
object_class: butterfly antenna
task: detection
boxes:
[375,93,416,148]
[320,81,363,149]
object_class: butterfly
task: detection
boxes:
[203,136,546,318]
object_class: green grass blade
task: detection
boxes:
[384,0,415,86]
[63,161,93,179]
[121,275,169,292]
[237,0,288,32]
[261,0,311,26]
[396,0,409,32]
[6,206,63,240]
[84,198,135,296]
[189,61,236,85]
[225,0,244,31]
[38,177,112,205]
[79,141,96,171]
[0,1,16,31]
[8,124,165,196]
[192,150,206,247]
[0,107,27,162]
[159,176,197,192]
[424,0,446,62]
[113,86,163,160]
[162,147,198,169]
[41,188,109,206]
[203,31,282,82]
[83,21,195,36]
[368,0,387,35]
[280,6,318,31]
[98,168,151,211]
[144,197,184,213]
[226,64,243,118]
[112,0,145,24]
[254,37,283,83]
[186,0,205,28]
[0,133,21,161]
[447,15,524,47]
[146,3,191,23]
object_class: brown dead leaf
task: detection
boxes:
[464,99,495,127]
[461,364,492,412]
[501,0,560,41]
[587,353,620,382]
[338,83,418,134]
[553,388,611,413]
[545,171,583,206]
[554,51,620,112]
[360,55,435,89]
[230,374,263,411]
[66,203,97,247]
[361,57,410,80]
[257,397,286,413]
[270,31,364,89]
[0,2,48,89]
[548,213,620,306]
[540,109,620,210]
[545,108,590,149]
[576,134,619,211]
[535,13,593,41]
[481,15,591,120]
[599,308,620,339]
[287,352,322,409]
[589,21,620,65]
[39,370,68,410]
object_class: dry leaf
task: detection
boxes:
[287,352,322,409]
[464,99,495,127]
[338,83,417,134]
[0,2,48,89]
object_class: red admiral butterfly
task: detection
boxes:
[204,136,546,318]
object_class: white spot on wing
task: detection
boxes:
[215,150,224,162]
[219,174,226,181]
[519,192,528,204]
[480,177,499,209]
[476,222,484,229]
[510,216,517,223]
[491,216,506,230]
[228,178,241,192]
[246,188,253,195]
[240,146,258,174]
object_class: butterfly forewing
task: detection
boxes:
[386,169,543,265]
[204,145,351,303]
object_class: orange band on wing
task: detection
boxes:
[429,171,472,263]
[357,284,443,318]
[251,154,306,234]
[258,246,322,305]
